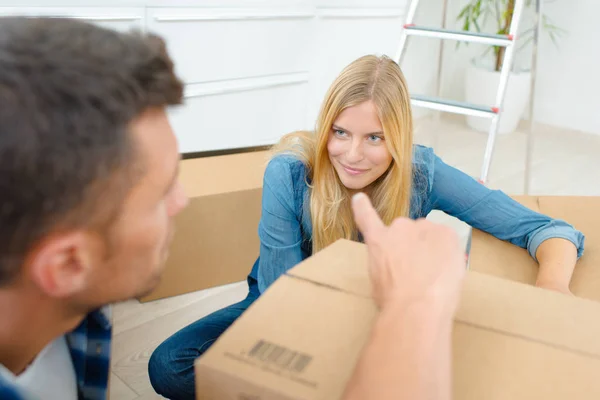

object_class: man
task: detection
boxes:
[0,17,188,400]
[0,17,465,400]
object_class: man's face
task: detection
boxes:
[83,107,188,304]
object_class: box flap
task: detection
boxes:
[181,151,268,197]
[458,271,600,358]
[511,195,542,212]
[289,239,600,357]
[286,240,371,297]
[470,228,538,283]
[537,196,600,300]
[470,195,600,302]
[141,188,261,302]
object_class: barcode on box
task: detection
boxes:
[248,339,312,373]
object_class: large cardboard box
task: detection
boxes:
[141,150,269,302]
[470,196,600,302]
[195,239,600,400]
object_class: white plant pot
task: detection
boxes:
[465,59,531,134]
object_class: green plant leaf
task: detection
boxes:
[517,37,534,52]
[549,31,560,48]
[452,0,566,56]
[473,0,482,18]
[457,5,471,20]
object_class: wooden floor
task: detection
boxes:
[110,116,600,399]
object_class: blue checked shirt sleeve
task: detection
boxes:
[0,308,112,400]
[66,307,112,400]
[424,151,585,260]
[0,380,38,400]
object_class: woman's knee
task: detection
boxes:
[148,339,196,398]
[147,297,257,397]
[148,342,173,393]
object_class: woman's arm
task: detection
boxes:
[256,156,306,293]
[535,238,577,294]
[426,153,584,291]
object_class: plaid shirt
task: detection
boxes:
[0,308,112,400]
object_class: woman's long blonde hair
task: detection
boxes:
[271,55,414,253]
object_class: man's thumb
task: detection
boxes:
[352,193,384,242]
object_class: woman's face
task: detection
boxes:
[327,100,393,191]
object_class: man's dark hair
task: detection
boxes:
[0,17,184,285]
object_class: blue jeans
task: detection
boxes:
[148,273,259,400]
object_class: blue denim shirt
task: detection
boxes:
[252,145,585,293]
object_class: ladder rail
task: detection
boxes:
[524,0,543,194]
[395,0,529,264]
[397,0,527,185]
[394,0,421,63]
[479,0,526,184]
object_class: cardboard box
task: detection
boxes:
[141,150,269,302]
[470,196,600,302]
[195,239,600,400]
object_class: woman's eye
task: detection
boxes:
[334,129,347,137]
[368,135,383,142]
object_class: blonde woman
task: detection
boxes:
[149,55,584,399]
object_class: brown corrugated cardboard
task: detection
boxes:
[470,196,600,302]
[141,151,269,302]
[196,239,600,399]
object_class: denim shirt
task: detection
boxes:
[252,145,585,293]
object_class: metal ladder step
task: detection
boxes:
[404,24,514,47]
[410,94,498,119]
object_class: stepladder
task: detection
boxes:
[394,0,527,264]
[395,0,526,186]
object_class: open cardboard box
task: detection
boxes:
[141,150,268,302]
[195,239,600,400]
[145,188,599,304]
[470,196,600,302]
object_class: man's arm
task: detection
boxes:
[343,193,465,400]
[343,300,453,400]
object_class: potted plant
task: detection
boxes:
[457,0,564,133]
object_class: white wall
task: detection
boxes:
[528,0,600,135]
[433,0,600,135]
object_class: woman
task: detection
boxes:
[149,55,584,399]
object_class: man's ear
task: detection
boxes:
[28,232,97,298]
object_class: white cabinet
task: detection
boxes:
[146,8,313,84]
[1,1,411,153]
[0,7,144,32]
[172,76,309,153]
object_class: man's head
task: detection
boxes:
[0,17,188,310]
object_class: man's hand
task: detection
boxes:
[342,193,467,400]
[351,193,466,311]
